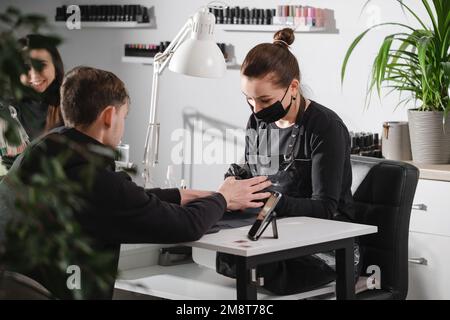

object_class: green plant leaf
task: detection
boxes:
[417,36,434,86]
[341,22,416,86]
[422,0,440,36]
[375,36,395,96]
[442,62,450,79]
[397,0,430,31]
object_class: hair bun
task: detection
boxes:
[273,28,295,48]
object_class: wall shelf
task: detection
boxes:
[121,56,241,69]
[216,24,337,33]
[53,21,155,29]
[121,56,154,65]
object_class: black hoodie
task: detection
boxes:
[1,127,226,299]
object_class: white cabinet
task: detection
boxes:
[409,179,450,237]
[407,178,450,300]
[407,232,450,299]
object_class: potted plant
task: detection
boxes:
[342,0,450,164]
[0,7,117,299]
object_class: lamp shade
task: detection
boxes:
[169,10,226,78]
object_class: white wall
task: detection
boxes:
[1,0,428,190]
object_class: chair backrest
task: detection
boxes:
[350,156,419,300]
[0,270,52,300]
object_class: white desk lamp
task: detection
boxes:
[142,6,226,188]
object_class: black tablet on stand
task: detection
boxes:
[247,192,282,241]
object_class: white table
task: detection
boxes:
[116,217,377,300]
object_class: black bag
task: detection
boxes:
[216,252,336,295]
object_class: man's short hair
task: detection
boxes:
[61,66,129,127]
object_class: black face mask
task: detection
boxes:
[248,86,293,123]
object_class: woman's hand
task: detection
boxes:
[218,176,272,211]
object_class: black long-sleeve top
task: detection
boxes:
[245,100,355,222]
[1,127,226,299]
[17,128,227,243]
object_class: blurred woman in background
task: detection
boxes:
[0,34,64,167]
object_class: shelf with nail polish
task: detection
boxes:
[54,4,155,28]
[121,57,241,69]
[54,21,155,28]
[121,42,241,69]
[211,5,337,34]
[349,132,383,158]
[216,24,327,32]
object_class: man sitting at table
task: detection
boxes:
[0,66,271,299]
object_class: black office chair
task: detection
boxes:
[350,156,419,300]
[0,270,52,300]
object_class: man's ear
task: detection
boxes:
[100,106,116,128]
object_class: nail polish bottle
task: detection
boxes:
[229,8,234,24]
[103,5,109,21]
[245,8,251,24]
[286,5,294,26]
[273,5,282,25]
[95,5,100,21]
[374,133,380,149]
[294,6,301,26]
[96,5,102,22]
[106,5,111,21]
[281,5,288,25]
[129,5,134,22]
[300,7,307,27]
[94,5,99,22]
[89,5,94,21]
[239,8,245,24]
[84,5,90,21]
[86,5,91,22]
[255,8,260,25]
[114,5,119,21]
[135,5,142,23]
[233,6,240,24]
[116,6,122,21]
[312,7,317,26]
[142,7,149,23]
[104,5,110,21]
[77,5,83,21]
[100,5,105,21]
[352,137,360,155]
[260,9,265,25]
[219,9,224,24]
[105,6,111,21]
[127,5,132,22]
[55,6,62,21]
[315,8,324,27]
[306,7,315,27]
[108,5,114,21]
[224,7,230,24]
[265,9,272,25]
[132,5,138,22]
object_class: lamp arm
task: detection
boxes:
[142,17,193,188]
[154,18,193,74]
